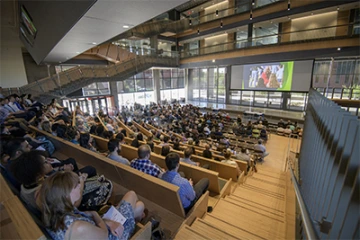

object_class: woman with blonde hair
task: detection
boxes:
[267,73,280,88]
[38,171,145,240]
[221,149,241,178]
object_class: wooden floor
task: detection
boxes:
[175,134,298,240]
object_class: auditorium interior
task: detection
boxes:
[0,0,359,239]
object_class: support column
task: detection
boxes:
[109,81,119,107]
[225,66,231,104]
[153,69,161,104]
[247,23,253,47]
[150,35,158,52]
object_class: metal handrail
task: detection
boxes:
[288,163,319,240]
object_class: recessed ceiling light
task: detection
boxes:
[92,42,97,45]
[76,52,80,54]
[123,25,130,29]
[212,59,215,63]
[337,47,341,51]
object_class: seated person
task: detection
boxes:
[245,126,253,136]
[160,145,171,157]
[37,171,144,240]
[260,128,268,141]
[115,132,127,145]
[146,134,154,152]
[276,126,285,135]
[252,126,260,139]
[278,119,285,128]
[9,150,107,211]
[107,139,130,166]
[284,125,292,135]
[130,145,164,178]
[254,140,269,159]
[67,127,80,144]
[202,144,213,159]
[161,153,209,213]
[221,150,241,177]
[79,133,97,152]
[158,136,171,147]
[180,147,200,166]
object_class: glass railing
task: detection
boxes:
[181,22,359,58]
[21,47,179,98]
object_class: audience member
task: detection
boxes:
[161,153,209,213]
[107,139,130,166]
[180,147,199,166]
[130,145,164,178]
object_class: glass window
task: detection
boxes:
[241,91,253,105]
[145,79,153,91]
[288,93,307,111]
[254,91,268,107]
[333,88,342,99]
[268,92,282,108]
[136,79,145,91]
[200,69,208,88]
[229,91,241,104]
[117,81,124,93]
[342,89,351,99]
[124,79,135,93]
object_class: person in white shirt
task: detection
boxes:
[254,140,269,159]
[107,139,130,166]
[203,125,210,135]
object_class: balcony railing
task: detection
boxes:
[20,48,179,99]
[180,22,359,58]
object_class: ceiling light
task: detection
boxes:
[288,1,290,10]
[216,10,218,16]
[337,47,341,51]
[212,59,215,63]
[252,0,255,6]
[220,21,223,28]
[197,29,200,35]
[189,19,192,25]
[123,25,130,29]
[337,6,340,11]
[250,13,253,20]
[92,42,97,45]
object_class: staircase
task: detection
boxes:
[20,53,178,103]
[175,166,292,240]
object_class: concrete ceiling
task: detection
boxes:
[44,0,188,63]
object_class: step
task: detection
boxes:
[232,187,285,211]
[250,173,287,185]
[223,196,285,222]
[211,199,286,239]
[174,225,211,240]
[245,177,286,190]
[203,214,266,240]
[226,195,285,215]
[256,168,286,179]
[239,184,285,199]
[190,218,239,240]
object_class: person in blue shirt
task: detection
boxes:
[161,152,209,213]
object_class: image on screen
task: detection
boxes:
[243,62,294,90]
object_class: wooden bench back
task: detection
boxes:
[91,134,221,194]
[30,126,186,217]
[115,117,134,136]
[153,145,237,182]
[0,175,46,240]
[132,121,152,137]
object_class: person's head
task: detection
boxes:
[56,125,68,139]
[184,147,193,158]
[163,136,170,143]
[79,133,91,148]
[173,141,180,150]
[138,144,151,159]
[205,144,210,150]
[120,129,127,137]
[241,148,246,154]
[67,127,80,141]
[38,171,80,231]
[9,95,15,102]
[203,149,212,159]
[108,139,120,153]
[95,125,105,136]
[41,121,51,133]
[147,134,153,142]
[258,140,263,145]
[115,132,125,142]
[103,130,114,140]
[161,145,171,157]
[9,150,53,186]
[6,138,32,159]
[165,152,180,171]
[224,149,232,159]
[137,133,144,141]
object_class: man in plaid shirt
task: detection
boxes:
[131,144,164,178]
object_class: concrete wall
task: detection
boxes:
[0,0,27,88]
[22,52,56,84]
